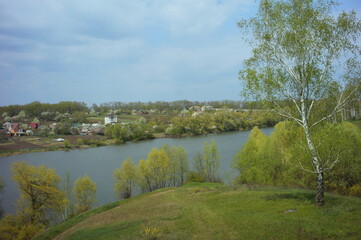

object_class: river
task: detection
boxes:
[0,128,273,214]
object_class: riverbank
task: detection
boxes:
[0,135,115,157]
[0,129,253,158]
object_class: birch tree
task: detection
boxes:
[238,0,361,205]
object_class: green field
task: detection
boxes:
[36,183,361,240]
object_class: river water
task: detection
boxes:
[0,128,273,214]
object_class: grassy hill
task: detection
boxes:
[36,183,361,240]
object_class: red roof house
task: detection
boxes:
[29,123,39,129]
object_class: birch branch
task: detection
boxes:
[311,88,357,127]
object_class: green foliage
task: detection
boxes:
[32,117,40,123]
[105,122,154,142]
[193,141,221,182]
[238,0,361,204]
[60,171,75,221]
[0,214,45,240]
[76,138,84,145]
[64,139,71,149]
[238,0,360,105]
[166,111,281,136]
[186,171,206,183]
[162,145,189,187]
[233,126,267,185]
[11,162,66,225]
[54,122,72,135]
[79,138,105,147]
[137,148,170,192]
[114,158,137,199]
[73,175,97,214]
[0,162,66,239]
[16,110,26,120]
[72,111,87,123]
[233,122,361,194]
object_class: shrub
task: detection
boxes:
[141,227,162,240]
[349,184,361,197]
[64,140,71,149]
[187,171,205,183]
[76,138,84,145]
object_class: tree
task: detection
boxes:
[203,141,221,182]
[194,141,220,182]
[32,117,40,123]
[162,145,189,187]
[60,171,74,221]
[137,148,170,192]
[174,146,189,186]
[73,175,97,214]
[147,148,170,189]
[11,162,66,225]
[114,158,137,199]
[16,110,26,121]
[64,139,71,149]
[233,121,361,194]
[238,0,361,205]
[72,111,87,123]
[233,126,267,184]
[193,151,207,181]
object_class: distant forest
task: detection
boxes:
[0,100,259,117]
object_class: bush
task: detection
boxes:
[187,171,206,183]
[76,138,84,145]
[64,140,71,149]
[349,184,361,197]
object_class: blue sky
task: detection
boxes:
[0,0,360,106]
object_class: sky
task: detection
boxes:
[0,0,360,106]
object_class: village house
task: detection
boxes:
[3,122,22,136]
[29,122,39,129]
[104,115,117,125]
[201,105,214,111]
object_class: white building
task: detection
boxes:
[104,115,118,125]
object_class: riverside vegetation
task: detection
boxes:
[0,121,361,239]
[0,100,282,157]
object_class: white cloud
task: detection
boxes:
[0,0,263,104]
[152,0,252,36]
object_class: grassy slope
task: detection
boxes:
[351,120,361,131]
[36,183,361,240]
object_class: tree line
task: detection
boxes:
[104,110,282,143]
[0,100,246,118]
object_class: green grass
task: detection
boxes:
[350,120,361,131]
[36,183,361,240]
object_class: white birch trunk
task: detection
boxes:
[301,97,325,205]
